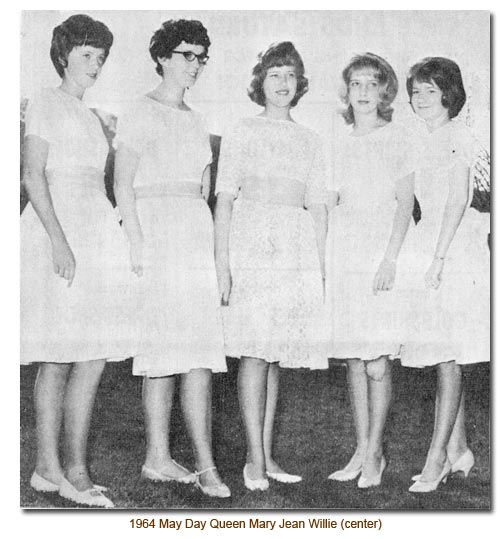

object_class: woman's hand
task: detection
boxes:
[130,238,144,277]
[51,238,76,287]
[373,258,396,295]
[217,264,232,306]
[425,258,444,289]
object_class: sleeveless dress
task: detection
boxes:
[116,97,227,377]
[215,117,328,369]
[326,122,416,361]
[400,122,490,367]
[21,88,137,364]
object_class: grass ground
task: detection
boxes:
[20,359,490,510]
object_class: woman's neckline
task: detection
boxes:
[349,121,392,138]
[144,94,193,113]
[55,86,87,105]
[253,115,297,124]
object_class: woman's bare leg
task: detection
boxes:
[34,362,71,484]
[142,375,187,478]
[238,356,269,479]
[364,357,392,477]
[263,362,284,473]
[181,368,222,486]
[446,390,468,462]
[346,359,369,469]
[420,361,462,481]
[63,359,106,490]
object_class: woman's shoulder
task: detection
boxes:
[121,95,158,116]
[27,88,61,111]
[444,121,476,146]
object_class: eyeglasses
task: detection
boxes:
[171,50,209,65]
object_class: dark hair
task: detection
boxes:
[406,57,466,119]
[149,19,210,76]
[248,41,309,108]
[50,14,113,78]
[340,52,398,125]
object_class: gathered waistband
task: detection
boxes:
[134,181,202,199]
[45,167,106,194]
[240,176,305,208]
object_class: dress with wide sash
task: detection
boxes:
[215,116,328,369]
[116,97,227,377]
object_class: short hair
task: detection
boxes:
[406,57,466,119]
[149,19,211,77]
[248,41,309,108]
[50,14,113,78]
[340,52,398,125]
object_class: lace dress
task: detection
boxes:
[21,88,137,364]
[326,122,416,361]
[116,97,227,377]
[400,122,490,367]
[215,116,328,369]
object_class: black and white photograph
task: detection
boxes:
[17,7,490,520]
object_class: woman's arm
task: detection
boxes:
[202,165,211,201]
[214,192,234,305]
[425,163,470,289]
[114,143,143,276]
[23,135,75,286]
[373,172,415,294]
[307,203,328,279]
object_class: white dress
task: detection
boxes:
[400,122,490,367]
[116,97,227,377]
[215,117,328,369]
[21,88,137,364]
[326,122,416,361]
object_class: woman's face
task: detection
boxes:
[262,65,298,109]
[410,79,448,121]
[348,68,381,117]
[160,41,206,89]
[63,46,106,90]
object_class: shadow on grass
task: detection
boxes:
[20,359,490,510]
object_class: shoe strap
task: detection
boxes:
[195,466,216,477]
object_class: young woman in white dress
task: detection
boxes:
[21,15,136,508]
[114,19,230,498]
[402,57,490,493]
[215,42,328,491]
[326,53,415,488]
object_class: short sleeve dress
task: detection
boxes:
[116,97,227,377]
[326,122,416,360]
[400,122,490,367]
[215,116,328,369]
[21,88,137,364]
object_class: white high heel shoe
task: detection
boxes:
[451,448,475,476]
[409,460,451,493]
[412,449,474,481]
[243,464,269,491]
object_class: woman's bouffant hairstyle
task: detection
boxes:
[340,52,398,125]
[406,57,466,119]
[248,41,309,108]
[50,14,113,78]
[149,19,211,76]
